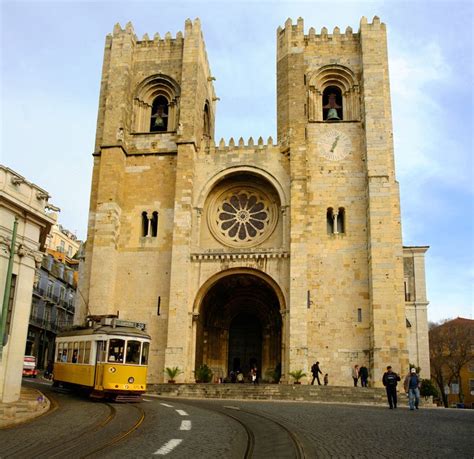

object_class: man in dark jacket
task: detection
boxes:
[311,361,323,385]
[382,365,401,409]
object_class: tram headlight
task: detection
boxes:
[128,377,135,383]
[109,367,117,373]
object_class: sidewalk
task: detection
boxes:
[0,385,50,429]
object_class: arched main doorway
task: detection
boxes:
[195,272,282,382]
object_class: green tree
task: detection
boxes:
[420,379,439,399]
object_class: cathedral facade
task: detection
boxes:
[78,16,430,386]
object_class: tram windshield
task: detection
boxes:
[108,339,124,362]
[126,340,141,364]
[105,338,150,365]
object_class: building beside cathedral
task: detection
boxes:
[77,16,430,386]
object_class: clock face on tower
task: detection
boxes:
[318,129,352,161]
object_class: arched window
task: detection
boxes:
[141,211,159,238]
[322,86,343,121]
[307,65,359,122]
[337,207,345,233]
[133,74,180,133]
[326,208,334,234]
[327,207,346,235]
[150,96,169,132]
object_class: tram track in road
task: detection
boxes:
[165,399,308,458]
[82,403,145,458]
[2,393,145,459]
[2,399,117,458]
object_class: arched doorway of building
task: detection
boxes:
[194,272,282,382]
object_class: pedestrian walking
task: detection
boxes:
[323,373,328,386]
[45,360,54,380]
[403,367,421,410]
[359,365,369,387]
[311,361,323,385]
[352,364,359,387]
[382,365,401,409]
[250,367,258,384]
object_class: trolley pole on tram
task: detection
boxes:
[0,217,18,360]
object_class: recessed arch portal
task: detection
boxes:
[194,270,283,382]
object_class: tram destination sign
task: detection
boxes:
[114,319,146,331]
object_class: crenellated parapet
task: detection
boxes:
[198,136,280,155]
[277,15,385,54]
[110,17,201,44]
[108,19,212,80]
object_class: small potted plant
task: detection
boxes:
[289,369,306,384]
[165,366,182,384]
[195,364,213,383]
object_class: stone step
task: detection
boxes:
[147,383,395,405]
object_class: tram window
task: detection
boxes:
[108,339,124,362]
[141,342,149,365]
[72,342,79,363]
[67,342,74,362]
[57,343,63,362]
[126,340,141,364]
[84,341,91,364]
[79,342,85,363]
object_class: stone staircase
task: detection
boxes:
[147,383,390,406]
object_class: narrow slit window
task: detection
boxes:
[142,211,149,237]
[357,308,362,322]
[203,103,210,139]
[151,211,158,237]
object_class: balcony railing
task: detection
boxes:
[29,315,60,333]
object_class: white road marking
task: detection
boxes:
[142,398,152,402]
[153,439,183,455]
[180,420,192,431]
[176,409,188,416]
[223,406,240,410]
[160,403,174,408]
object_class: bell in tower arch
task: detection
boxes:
[326,108,341,121]
[323,91,342,121]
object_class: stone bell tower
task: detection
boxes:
[277,16,408,384]
[79,19,217,380]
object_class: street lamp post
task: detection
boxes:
[0,217,19,360]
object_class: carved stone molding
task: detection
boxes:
[191,250,289,261]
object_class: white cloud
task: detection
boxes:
[391,39,472,190]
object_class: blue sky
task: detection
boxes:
[1,0,473,322]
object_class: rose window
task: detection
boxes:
[218,193,269,241]
[208,186,278,247]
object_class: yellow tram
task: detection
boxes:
[53,316,151,401]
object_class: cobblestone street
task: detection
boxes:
[95,397,474,458]
[1,383,473,458]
